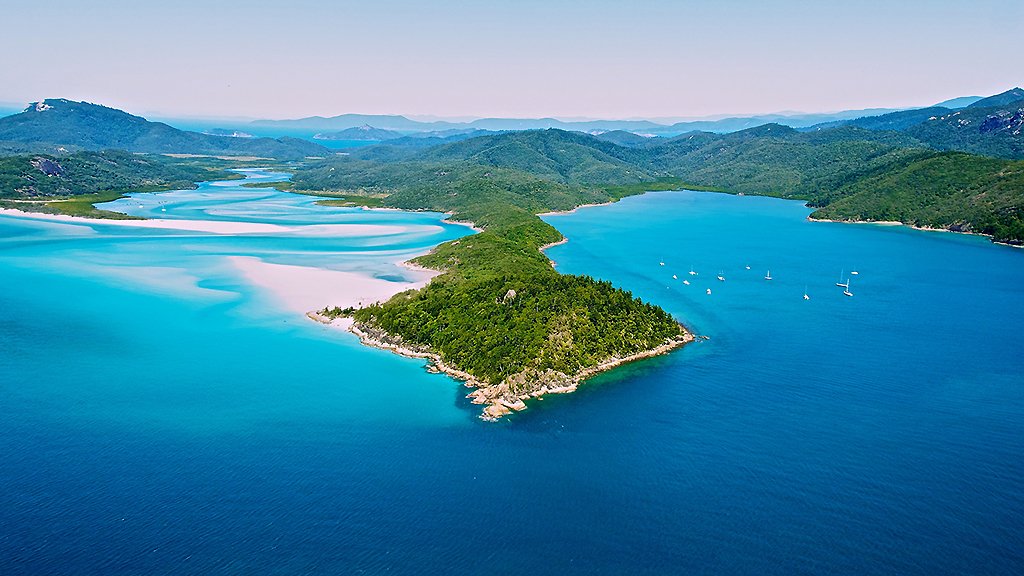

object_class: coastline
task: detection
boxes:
[539,237,569,251]
[808,215,1022,248]
[538,236,569,267]
[537,201,614,217]
[305,204,693,421]
[307,313,693,421]
[441,213,484,233]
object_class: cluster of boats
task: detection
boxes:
[660,262,859,299]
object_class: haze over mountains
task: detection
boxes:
[0,88,1020,162]
[243,92,993,137]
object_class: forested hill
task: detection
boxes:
[295,123,1024,244]
[805,89,1024,161]
[0,150,239,218]
[301,156,689,416]
[0,100,330,159]
[412,129,655,184]
[0,151,235,198]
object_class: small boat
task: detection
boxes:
[836,269,848,288]
[745,265,751,270]
[683,280,690,285]
[672,274,678,279]
[851,271,859,275]
[803,285,810,300]
[660,261,665,266]
[765,270,773,280]
[717,272,725,281]
[843,279,853,297]
[706,288,712,295]
[161,207,167,212]
[689,266,698,276]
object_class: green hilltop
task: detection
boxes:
[0,99,330,160]
[0,151,242,218]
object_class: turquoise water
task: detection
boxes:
[157,119,382,150]
[2,182,1022,574]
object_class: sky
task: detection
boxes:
[1,0,1021,121]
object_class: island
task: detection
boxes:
[294,162,693,420]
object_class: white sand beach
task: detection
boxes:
[228,256,439,314]
[0,208,419,236]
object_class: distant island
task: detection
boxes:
[314,125,403,141]
[205,128,255,138]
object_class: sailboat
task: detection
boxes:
[843,279,853,297]
[689,266,698,276]
[765,270,773,280]
[706,288,712,295]
[672,274,678,280]
[717,271,725,281]
[660,261,665,266]
[745,265,751,270]
[803,285,810,300]
[851,270,859,275]
[836,269,848,288]
[683,280,690,285]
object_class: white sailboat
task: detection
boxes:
[689,266,698,276]
[682,280,690,285]
[765,270,773,280]
[706,288,712,295]
[803,285,810,300]
[672,274,678,280]
[717,271,725,281]
[836,269,848,288]
[843,279,853,297]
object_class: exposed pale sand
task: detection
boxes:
[0,208,412,236]
[537,201,614,217]
[228,256,439,314]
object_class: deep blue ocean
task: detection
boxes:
[1,176,1022,575]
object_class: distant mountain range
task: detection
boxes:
[0,99,331,159]
[243,93,988,137]
[248,109,907,136]
[1,88,1020,163]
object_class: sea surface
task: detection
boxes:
[1,177,1022,575]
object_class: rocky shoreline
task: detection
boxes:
[307,311,692,421]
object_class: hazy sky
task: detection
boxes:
[1,0,1021,120]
